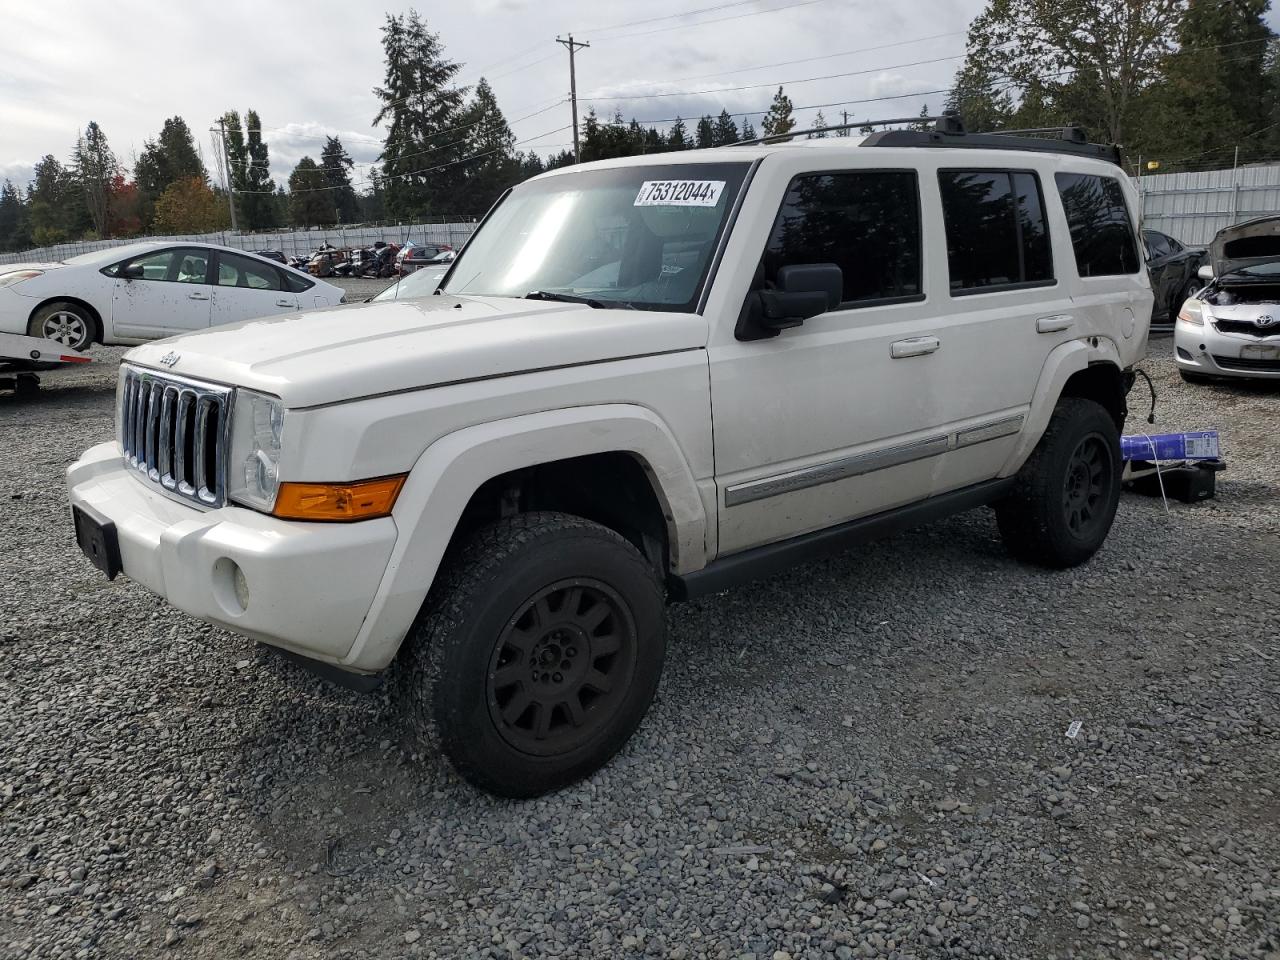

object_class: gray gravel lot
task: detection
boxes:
[1,324,1277,960]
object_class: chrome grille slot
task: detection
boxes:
[119,366,231,507]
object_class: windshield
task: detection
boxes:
[441,161,751,311]
[1222,260,1280,282]
[373,266,447,301]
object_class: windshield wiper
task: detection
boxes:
[524,290,634,309]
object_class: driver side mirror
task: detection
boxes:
[120,263,145,281]
[1197,264,1213,281]
[736,263,843,341]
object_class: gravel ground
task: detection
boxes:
[1,328,1277,960]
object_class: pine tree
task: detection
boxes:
[668,118,690,150]
[911,103,933,132]
[695,115,715,149]
[740,117,757,141]
[1137,0,1275,166]
[241,111,280,231]
[945,58,1013,133]
[288,158,338,227]
[373,9,467,218]
[761,88,796,141]
[28,156,75,246]
[458,78,519,214]
[72,121,117,237]
[809,111,829,139]
[712,110,739,146]
[320,136,360,223]
[0,180,27,252]
[135,116,207,228]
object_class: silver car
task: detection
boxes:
[1175,216,1280,381]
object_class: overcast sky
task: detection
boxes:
[3,0,1273,194]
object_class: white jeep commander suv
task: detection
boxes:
[68,120,1152,796]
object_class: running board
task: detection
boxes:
[669,478,1015,601]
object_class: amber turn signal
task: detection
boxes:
[272,475,407,521]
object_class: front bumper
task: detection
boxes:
[66,442,397,669]
[0,285,31,336]
[1173,318,1280,379]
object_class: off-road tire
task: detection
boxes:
[996,397,1122,569]
[28,301,96,352]
[405,511,666,797]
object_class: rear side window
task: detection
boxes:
[938,170,1053,293]
[763,170,922,306]
[283,271,314,293]
[216,251,283,291]
[1055,173,1140,276]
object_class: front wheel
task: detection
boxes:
[405,512,666,797]
[28,302,96,351]
[996,397,1122,569]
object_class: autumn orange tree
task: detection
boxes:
[152,176,228,234]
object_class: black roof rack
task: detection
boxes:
[861,112,1122,165]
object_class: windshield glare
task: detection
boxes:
[441,162,751,311]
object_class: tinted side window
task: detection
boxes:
[1055,172,1140,276]
[283,271,314,293]
[938,170,1053,292]
[216,252,283,291]
[1144,230,1172,260]
[763,171,922,305]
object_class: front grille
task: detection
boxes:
[120,366,231,506]
[1212,354,1280,372]
[1213,318,1280,337]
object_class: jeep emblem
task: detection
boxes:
[159,351,181,368]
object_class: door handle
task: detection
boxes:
[890,336,940,359]
[1036,314,1074,333]
[275,298,294,307]
[187,292,209,301]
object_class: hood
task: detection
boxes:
[0,261,63,275]
[1210,216,1280,280]
[124,294,708,408]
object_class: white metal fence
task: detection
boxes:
[1134,163,1280,246]
[0,221,479,266]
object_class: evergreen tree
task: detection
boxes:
[28,156,76,246]
[695,115,715,149]
[1138,0,1275,167]
[809,110,829,138]
[72,121,118,237]
[457,77,520,214]
[945,58,1013,132]
[0,180,28,252]
[373,9,467,218]
[320,136,360,223]
[761,88,796,140]
[233,110,278,230]
[911,103,933,131]
[288,158,338,226]
[740,117,757,141]
[668,118,690,150]
[134,116,207,228]
[712,110,739,146]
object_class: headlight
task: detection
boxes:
[0,269,43,288]
[227,389,285,511]
[1178,300,1204,326]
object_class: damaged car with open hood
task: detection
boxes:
[1176,216,1280,381]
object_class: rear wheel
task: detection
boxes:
[28,302,96,351]
[404,512,666,797]
[996,397,1121,569]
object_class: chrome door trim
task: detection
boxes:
[954,414,1024,449]
[724,413,1026,507]
[724,434,949,507]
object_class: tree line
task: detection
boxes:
[2,0,1277,255]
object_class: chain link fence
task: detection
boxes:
[0,219,479,266]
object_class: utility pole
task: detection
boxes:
[556,34,590,164]
[215,116,238,233]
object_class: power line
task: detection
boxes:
[577,0,794,35]
[592,0,833,42]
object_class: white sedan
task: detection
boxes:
[0,241,344,351]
